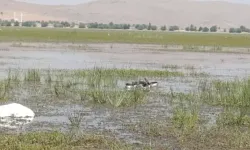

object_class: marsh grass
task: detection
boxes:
[129,118,250,150]
[0,69,21,101]
[0,131,132,150]
[0,81,9,101]
[3,66,250,149]
[162,64,180,70]
[177,126,250,150]
[198,79,250,126]
[182,45,206,51]
[168,90,201,135]
[188,71,210,77]
[68,112,85,131]
[74,67,184,79]
[1,67,167,107]
[124,75,250,149]
[80,68,149,107]
[172,107,199,134]
[45,69,52,85]
[24,69,41,83]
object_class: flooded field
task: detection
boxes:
[1,43,250,149]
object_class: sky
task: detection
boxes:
[16,0,96,5]
[16,0,250,5]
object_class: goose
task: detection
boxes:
[125,83,138,89]
[125,78,158,90]
[143,78,158,87]
[125,83,134,89]
[0,103,35,128]
[149,81,158,87]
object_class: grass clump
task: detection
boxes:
[82,88,148,107]
[79,68,149,107]
[162,64,180,70]
[172,107,199,134]
[24,69,41,82]
[198,78,250,126]
[178,127,250,150]
[200,79,250,107]
[0,81,9,101]
[0,131,132,150]
[74,67,183,79]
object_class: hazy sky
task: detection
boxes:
[17,0,96,5]
[17,0,250,5]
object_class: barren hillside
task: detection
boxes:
[1,0,250,28]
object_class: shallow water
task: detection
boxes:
[1,44,250,145]
[0,48,250,77]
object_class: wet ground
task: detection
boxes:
[0,42,250,146]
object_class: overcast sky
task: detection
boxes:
[17,0,96,5]
[17,0,250,5]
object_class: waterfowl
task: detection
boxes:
[143,78,158,87]
[125,78,158,90]
[0,103,35,128]
[125,83,134,89]
[149,82,158,87]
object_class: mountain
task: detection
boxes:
[1,0,250,28]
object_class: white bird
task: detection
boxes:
[0,103,35,128]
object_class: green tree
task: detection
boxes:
[190,24,196,31]
[22,21,34,27]
[147,22,152,30]
[240,25,247,32]
[79,23,85,28]
[61,21,70,27]
[151,25,157,30]
[135,24,147,30]
[236,28,242,33]
[41,21,48,27]
[210,25,217,32]
[70,22,75,28]
[14,21,19,26]
[109,22,114,28]
[122,24,130,29]
[202,27,209,32]
[245,28,250,32]
[6,21,11,26]
[229,28,235,33]
[160,25,166,31]
[169,25,179,31]
[87,22,98,28]
[137,25,144,30]
[54,23,63,28]
[185,27,190,31]
[198,27,203,31]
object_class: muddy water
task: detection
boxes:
[1,43,250,145]
[0,44,250,76]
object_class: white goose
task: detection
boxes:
[0,103,35,128]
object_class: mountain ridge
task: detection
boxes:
[0,0,249,28]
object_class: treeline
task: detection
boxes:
[229,26,250,33]
[87,22,130,29]
[183,24,218,32]
[1,19,250,34]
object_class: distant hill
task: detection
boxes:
[1,0,250,29]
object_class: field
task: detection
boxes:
[0,27,250,47]
[1,28,250,149]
